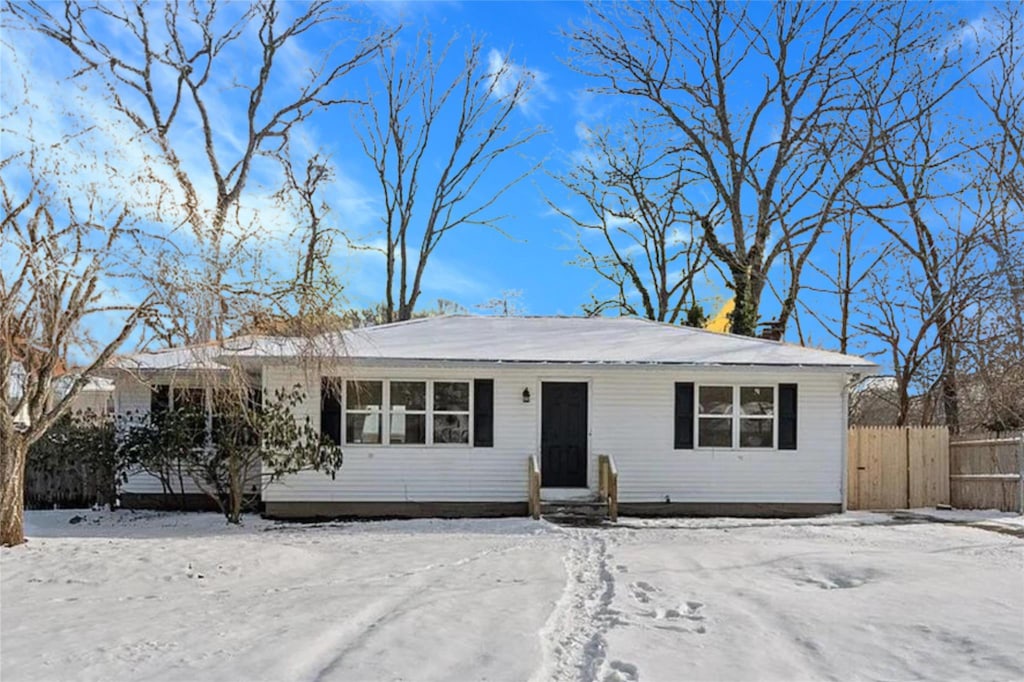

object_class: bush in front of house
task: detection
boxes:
[26,410,122,510]
[119,385,343,524]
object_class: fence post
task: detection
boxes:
[1017,436,1024,514]
[904,427,911,509]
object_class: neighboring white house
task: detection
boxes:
[106,316,877,518]
[7,362,114,428]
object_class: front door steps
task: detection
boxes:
[540,489,611,525]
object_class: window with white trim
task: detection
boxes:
[697,385,775,448]
[341,380,473,446]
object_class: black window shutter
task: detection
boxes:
[674,382,694,449]
[473,379,494,447]
[778,383,798,450]
[320,378,342,446]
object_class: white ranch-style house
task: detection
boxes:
[107,316,877,518]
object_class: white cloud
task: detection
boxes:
[574,120,594,143]
[945,15,994,52]
[487,49,554,117]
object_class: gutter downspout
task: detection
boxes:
[841,374,857,513]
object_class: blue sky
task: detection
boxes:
[1,0,1003,370]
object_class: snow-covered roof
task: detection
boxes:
[108,336,269,372]
[223,316,876,370]
[55,375,115,396]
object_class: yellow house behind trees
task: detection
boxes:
[705,299,734,333]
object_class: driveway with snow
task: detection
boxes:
[1,511,1022,681]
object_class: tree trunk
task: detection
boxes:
[728,268,761,337]
[228,456,242,524]
[895,368,913,427]
[1,437,29,547]
[940,350,960,434]
[176,462,188,512]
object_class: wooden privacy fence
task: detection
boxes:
[847,426,949,510]
[25,460,110,510]
[949,436,1024,513]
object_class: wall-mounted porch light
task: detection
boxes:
[522,388,531,403]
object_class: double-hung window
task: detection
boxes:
[346,381,382,444]
[432,381,470,444]
[390,381,427,444]
[697,386,734,447]
[697,385,775,449]
[738,387,774,447]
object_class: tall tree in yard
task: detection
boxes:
[354,32,543,322]
[957,3,1024,431]
[551,121,711,323]
[7,0,391,344]
[272,151,347,326]
[800,193,893,354]
[851,3,1022,431]
[568,1,957,336]
[0,149,151,547]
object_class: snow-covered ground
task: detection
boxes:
[2,510,1022,682]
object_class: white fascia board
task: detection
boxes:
[226,355,879,375]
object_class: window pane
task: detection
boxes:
[699,386,733,415]
[151,384,170,415]
[698,417,732,447]
[740,418,774,448]
[740,387,774,416]
[175,388,206,447]
[347,381,382,410]
[434,382,470,412]
[390,412,426,444]
[390,381,426,411]
[433,413,469,444]
[346,413,381,444]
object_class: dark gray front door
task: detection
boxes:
[541,382,588,487]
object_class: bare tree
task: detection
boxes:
[799,195,892,354]
[550,121,711,322]
[957,303,1024,433]
[1,151,151,546]
[476,289,527,317]
[854,173,994,432]
[849,8,1013,432]
[273,151,345,322]
[955,3,1024,433]
[568,1,957,336]
[8,0,392,343]
[354,32,543,322]
[971,3,1024,335]
[854,244,984,427]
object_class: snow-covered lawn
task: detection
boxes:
[2,511,1022,682]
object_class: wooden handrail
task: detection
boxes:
[527,455,541,520]
[598,454,619,522]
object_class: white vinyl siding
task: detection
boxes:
[262,364,847,505]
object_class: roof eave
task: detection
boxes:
[217,354,878,373]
